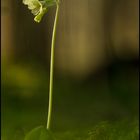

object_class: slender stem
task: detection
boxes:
[47,4,59,130]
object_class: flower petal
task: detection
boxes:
[23,0,41,10]
[23,0,57,23]
[34,8,48,23]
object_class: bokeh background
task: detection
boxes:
[1,0,139,139]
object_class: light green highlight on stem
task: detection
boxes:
[47,3,60,130]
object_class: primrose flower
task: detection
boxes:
[23,0,48,23]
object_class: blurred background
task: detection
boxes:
[1,0,139,139]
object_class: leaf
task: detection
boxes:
[44,0,57,7]
[24,126,55,140]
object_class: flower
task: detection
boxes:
[23,0,48,23]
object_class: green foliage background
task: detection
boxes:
[1,60,139,140]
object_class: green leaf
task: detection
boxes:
[44,0,57,7]
[24,126,55,140]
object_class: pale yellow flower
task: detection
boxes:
[23,0,48,23]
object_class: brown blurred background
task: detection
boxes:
[2,0,139,77]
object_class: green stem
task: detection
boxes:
[47,4,59,130]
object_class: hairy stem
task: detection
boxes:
[47,4,59,130]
